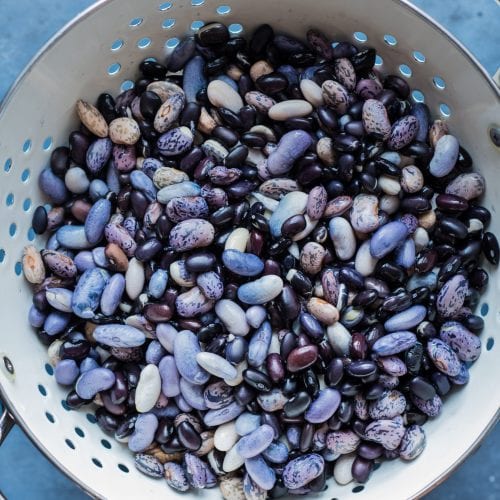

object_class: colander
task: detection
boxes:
[0,0,499,498]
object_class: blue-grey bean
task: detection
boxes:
[145,340,166,365]
[372,331,417,356]
[305,388,341,423]
[429,135,459,177]
[56,225,93,250]
[71,268,109,318]
[180,377,208,410]
[203,401,244,427]
[263,441,289,464]
[89,179,110,201]
[370,221,409,259]
[183,56,207,103]
[196,272,224,300]
[267,130,313,175]
[130,170,157,201]
[29,305,46,327]
[74,251,96,272]
[75,367,115,399]
[384,305,427,332]
[245,455,276,491]
[222,249,265,277]
[235,412,261,436]
[159,355,180,397]
[395,238,416,269]
[43,311,71,335]
[236,424,275,459]
[148,269,168,299]
[174,330,210,385]
[46,287,73,313]
[55,359,79,385]
[128,413,159,452]
[237,275,284,305]
[39,168,69,204]
[100,273,125,316]
[85,198,112,245]
[93,324,146,347]
[248,321,272,368]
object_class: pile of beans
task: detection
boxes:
[22,20,499,497]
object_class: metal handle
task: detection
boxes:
[0,399,15,447]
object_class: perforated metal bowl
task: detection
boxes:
[0,0,499,498]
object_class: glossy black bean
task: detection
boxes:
[297,163,324,186]
[152,418,172,444]
[458,239,482,264]
[278,285,300,321]
[140,60,167,79]
[161,435,186,453]
[283,391,311,417]
[364,383,385,400]
[337,400,354,423]
[268,237,292,256]
[345,120,365,138]
[352,289,378,307]
[205,56,228,75]
[95,408,120,434]
[287,269,313,296]
[139,91,162,121]
[135,238,162,261]
[210,205,235,225]
[333,133,360,152]
[217,108,244,131]
[302,369,320,397]
[184,252,216,273]
[352,457,373,484]
[180,102,201,127]
[410,376,436,401]
[339,267,364,290]
[95,93,117,123]
[60,338,90,361]
[255,72,288,94]
[325,358,344,386]
[69,131,90,166]
[299,422,314,452]
[317,106,338,134]
[177,421,201,451]
[280,331,298,360]
[110,371,128,405]
[66,390,90,409]
[196,22,229,46]
[243,368,272,392]
[376,262,406,284]
[415,249,438,273]
[31,205,48,235]
[350,48,376,72]
[205,335,226,355]
[249,24,274,57]
[374,157,401,177]
[438,216,468,239]
[358,442,384,460]
[464,314,484,333]
[435,194,469,214]
[406,342,424,375]
[431,371,451,397]
[384,74,410,99]
[465,205,491,225]
[225,37,247,58]
[482,232,499,265]
[400,196,432,214]
[346,360,377,378]
[340,380,362,397]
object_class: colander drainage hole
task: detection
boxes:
[65,439,75,450]
[9,223,17,237]
[22,139,32,154]
[413,51,426,63]
[21,168,30,182]
[433,76,446,90]
[120,80,135,92]
[87,413,98,424]
[27,228,36,241]
[166,37,180,49]
[439,103,451,117]
[352,485,365,493]
[229,23,243,35]
[111,39,124,51]
[118,464,130,473]
[216,5,231,14]
[101,439,112,449]
[412,90,425,103]
[162,18,176,29]
[14,261,22,276]
[486,338,494,351]
[137,37,152,49]
[399,64,412,78]
[45,411,55,424]
[191,20,205,31]
[23,198,32,211]
[159,1,172,11]
[0,249,5,263]
[480,303,489,316]
[75,426,85,438]
[353,31,367,42]
[45,363,54,376]
[38,384,47,396]
[42,137,53,151]
[191,0,205,6]
[129,17,143,27]
[107,63,121,76]
[4,158,12,173]
[384,34,397,46]
[92,458,103,468]
[61,399,71,411]
[375,55,383,66]
[6,193,14,206]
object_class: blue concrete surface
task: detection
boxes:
[0,0,498,498]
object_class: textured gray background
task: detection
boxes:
[0,0,498,498]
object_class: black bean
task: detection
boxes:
[177,421,202,451]
[243,368,272,392]
[482,232,499,265]
[283,391,311,417]
[140,60,167,79]
[69,132,90,166]
[180,102,202,127]
[217,108,244,131]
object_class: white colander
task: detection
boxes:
[0,0,499,498]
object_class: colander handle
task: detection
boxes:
[0,399,15,446]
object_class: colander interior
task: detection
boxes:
[0,0,498,498]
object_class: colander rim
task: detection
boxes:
[0,0,498,498]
